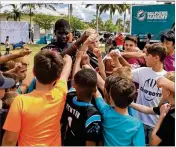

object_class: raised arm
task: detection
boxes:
[18,70,35,94]
[97,72,105,92]
[4,62,23,75]
[93,48,106,80]
[0,48,32,64]
[72,51,84,81]
[60,31,96,57]
[110,50,131,68]
[157,76,175,93]
[60,55,72,81]
[94,88,103,100]
[109,50,122,68]
[60,39,82,57]
[121,52,145,59]
[118,53,132,68]
[130,102,155,115]
[80,34,99,52]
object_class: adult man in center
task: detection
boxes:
[41,19,92,58]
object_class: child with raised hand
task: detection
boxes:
[130,43,167,144]
[61,50,103,146]
[80,33,99,52]
[104,50,132,76]
[130,71,175,146]
[2,50,72,146]
[78,31,101,69]
[61,68,103,146]
[94,77,145,146]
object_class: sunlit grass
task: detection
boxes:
[0,43,105,71]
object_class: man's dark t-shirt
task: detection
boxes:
[41,41,100,69]
[41,42,72,53]
[153,106,175,146]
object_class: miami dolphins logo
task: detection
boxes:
[136,10,146,21]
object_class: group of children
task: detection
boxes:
[0,19,175,146]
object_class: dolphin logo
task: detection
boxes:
[136,10,146,21]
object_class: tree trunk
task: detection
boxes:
[110,11,112,20]
[68,4,71,26]
[96,5,99,33]
[45,28,47,36]
[123,10,126,33]
[70,4,73,16]
[29,7,32,40]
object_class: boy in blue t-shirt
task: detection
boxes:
[94,77,145,146]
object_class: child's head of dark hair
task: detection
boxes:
[2,91,18,109]
[109,47,115,53]
[147,43,167,62]
[124,35,137,45]
[110,77,136,109]
[34,50,64,84]
[54,19,70,31]
[161,30,175,45]
[74,68,97,99]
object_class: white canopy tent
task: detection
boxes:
[0,21,29,44]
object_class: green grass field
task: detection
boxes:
[0,44,45,71]
[0,43,105,71]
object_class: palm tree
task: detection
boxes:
[68,4,73,26]
[116,18,123,32]
[85,4,102,32]
[116,18,123,25]
[98,4,130,32]
[21,3,57,39]
[99,4,120,20]
[4,4,22,21]
[70,4,73,16]
[117,4,130,32]
[89,15,104,31]
[125,20,130,32]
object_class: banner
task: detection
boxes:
[131,4,175,41]
[0,21,29,44]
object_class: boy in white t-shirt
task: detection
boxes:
[132,43,167,144]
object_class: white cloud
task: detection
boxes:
[71,4,130,23]
[1,4,61,16]
[1,4,131,23]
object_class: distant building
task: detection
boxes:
[0,5,61,40]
